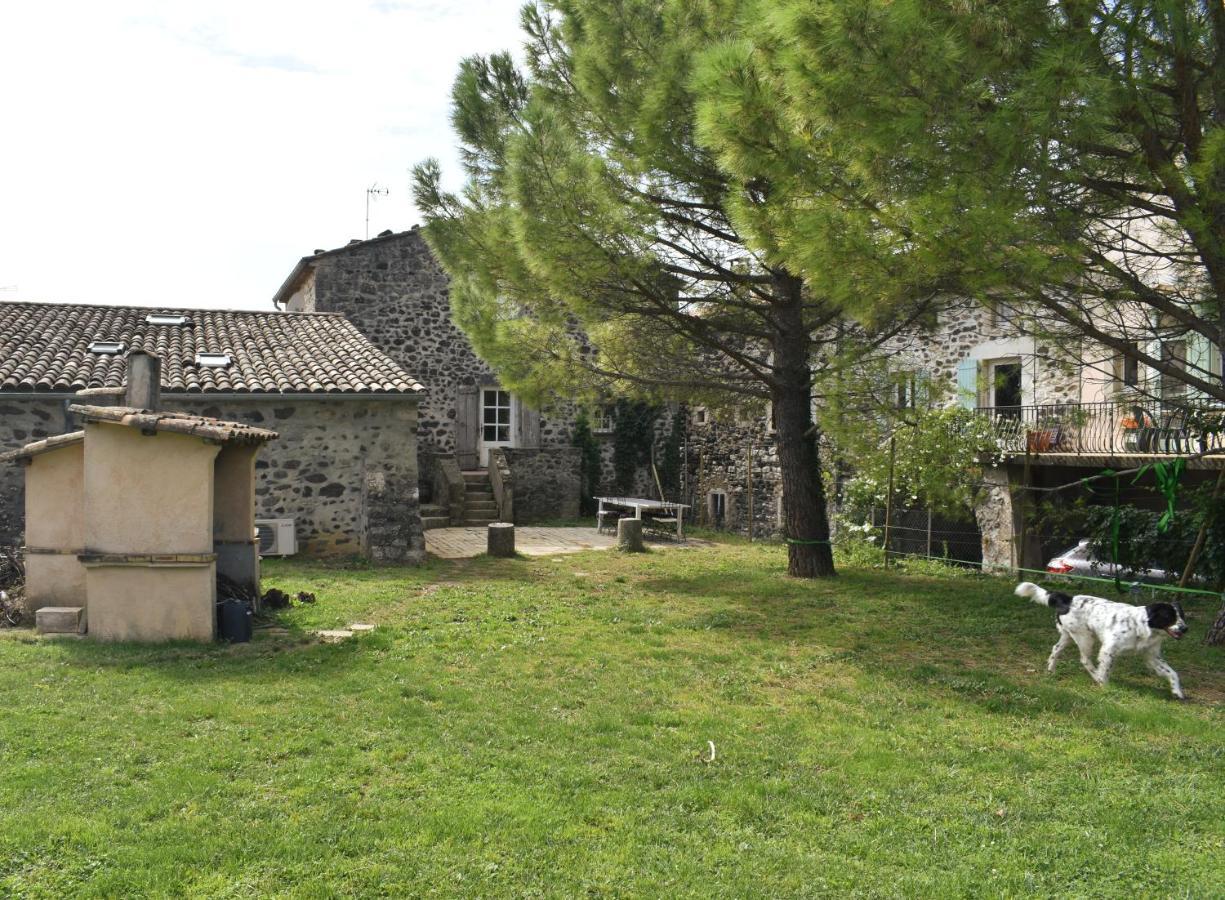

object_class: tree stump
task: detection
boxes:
[617,517,645,552]
[487,522,516,558]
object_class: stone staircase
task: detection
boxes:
[420,502,451,531]
[460,469,499,526]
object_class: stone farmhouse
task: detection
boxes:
[269,227,586,526]
[686,295,1224,568]
[0,301,425,561]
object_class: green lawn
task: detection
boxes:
[1,541,1221,897]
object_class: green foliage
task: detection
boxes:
[1082,484,1225,592]
[611,400,658,495]
[1040,482,1225,590]
[699,0,1225,402]
[832,516,885,569]
[572,410,603,515]
[831,406,1004,521]
[655,407,686,497]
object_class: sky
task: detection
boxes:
[0,1,525,310]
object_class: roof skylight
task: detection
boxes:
[88,340,124,355]
[145,314,192,326]
[195,352,232,368]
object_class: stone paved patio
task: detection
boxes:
[425,526,708,559]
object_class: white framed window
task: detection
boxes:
[483,389,513,443]
[984,358,1022,410]
[592,405,615,434]
[693,406,708,426]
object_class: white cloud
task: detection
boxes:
[0,0,524,309]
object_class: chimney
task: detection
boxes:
[125,351,161,411]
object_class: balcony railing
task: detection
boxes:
[976,398,1225,457]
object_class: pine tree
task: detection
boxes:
[701,0,1225,402]
[414,1,931,577]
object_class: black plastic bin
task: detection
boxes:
[217,599,253,643]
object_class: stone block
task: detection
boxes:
[36,606,86,635]
[317,629,354,643]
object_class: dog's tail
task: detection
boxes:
[1015,581,1051,606]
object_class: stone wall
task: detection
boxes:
[1,393,422,562]
[672,305,1090,541]
[882,300,1083,406]
[502,448,581,522]
[685,414,783,538]
[293,229,574,457]
[0,397,75,543]
[591,404,685,501]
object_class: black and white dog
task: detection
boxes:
[1015,582,1189,699]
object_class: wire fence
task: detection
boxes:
[868,506,984,568]
[859,495,1225,604]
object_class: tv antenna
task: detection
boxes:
[365,183,390,239]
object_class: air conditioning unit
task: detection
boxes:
[255,518,297,556]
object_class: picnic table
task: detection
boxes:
[594,496,690,542]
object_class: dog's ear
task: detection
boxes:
[1146,603,1177,630]
[1048,591,1073,615]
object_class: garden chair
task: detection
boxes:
[1156,407,1191,454]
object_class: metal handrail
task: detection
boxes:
[975,397,1225,456]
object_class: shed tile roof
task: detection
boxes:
[0,301,424,395]
[68,405,279,445]
[0,431,84,464]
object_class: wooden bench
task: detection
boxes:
[643,515,681,541]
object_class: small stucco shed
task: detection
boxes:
[4,353,279,641]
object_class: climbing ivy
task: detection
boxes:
[572,411,602,515]
[611,400,658,495]
[656,407,685,497]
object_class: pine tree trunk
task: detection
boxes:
[773,272,836,578]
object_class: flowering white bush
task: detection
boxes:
[834,406,1002,521]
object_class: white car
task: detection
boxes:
[1045,539,1180,585]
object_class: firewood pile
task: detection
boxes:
[0,544,25,627]
[215,575,317,614]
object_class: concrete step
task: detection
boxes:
[420,503,449,516]
[421,516,451,531]
[464,482,492,493]
[465,494,494,506]
[461,471,489,483]
[464,502,498,514]
[36,606,86,635]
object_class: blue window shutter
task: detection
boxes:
[956,359,978,409]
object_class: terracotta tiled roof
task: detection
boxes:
[68,405,279,444]
[0,301,424,395]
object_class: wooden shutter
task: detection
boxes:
[457,385,480,469]
[955,359,978,410]
[517,402,541,448]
